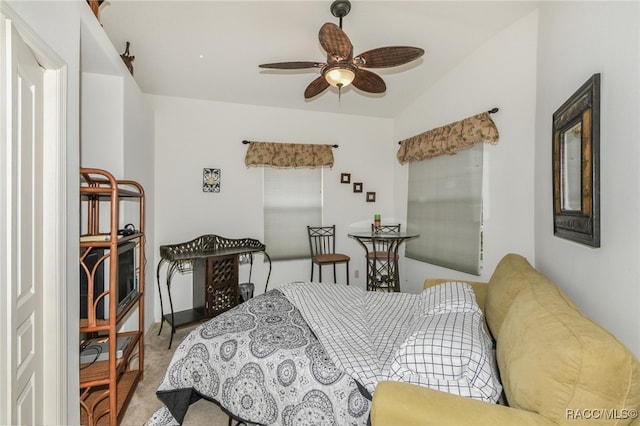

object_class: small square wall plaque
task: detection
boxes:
[366,192,376,202]
[203,168,221,192]
[353,182,363,193]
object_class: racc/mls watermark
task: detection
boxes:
[566,409,638,420]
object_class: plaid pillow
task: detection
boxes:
[387,283,502,403]
[420,281,481,316]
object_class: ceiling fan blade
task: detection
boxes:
[304,76,331,99]
[352,69,386,94]
[319,22,353,61]
[259,61,324,70]
[355,46,424,68]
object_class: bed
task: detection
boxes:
[145,281,502,426]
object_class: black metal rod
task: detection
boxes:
[242,140,338,148]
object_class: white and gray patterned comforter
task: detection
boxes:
[145,288,372,426]
[146,281,500,426]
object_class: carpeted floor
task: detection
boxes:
[120,322,231,426]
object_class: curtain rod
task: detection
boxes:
[397,107,499,145]
[242,140,339,148]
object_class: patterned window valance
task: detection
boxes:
[397,111,499,164]
[244,141,335,168]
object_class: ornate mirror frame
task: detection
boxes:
[552,73,600,247]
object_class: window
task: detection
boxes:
[406,143,483,275]
[264,167,322,260]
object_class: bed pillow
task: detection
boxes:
[419,281,481,316]
[387,284,502,403]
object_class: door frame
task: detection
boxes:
[0,3,69,424]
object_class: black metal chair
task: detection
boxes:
[307,225,350,284]
[367,224,401,291]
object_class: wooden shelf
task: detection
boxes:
[79,331,141,387]
[79,168,145,426]
[162,307,207,330]
[80,370,142,426]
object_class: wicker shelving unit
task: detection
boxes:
[79,168,145,426]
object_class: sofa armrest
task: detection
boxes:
[371,381,556,426]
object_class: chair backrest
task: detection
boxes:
[372,224,401,234]
[371,224,401,252]
[307,225,337,257]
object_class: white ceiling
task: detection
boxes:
[98,1,539,118]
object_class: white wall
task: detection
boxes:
[150,95,394,321]
[80,26,156,336]
[534,1,640,357]
[81,73,124,177]
[393,11,539,294]
[122,71,156,332]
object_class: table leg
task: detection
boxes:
[156,259,166,336]
[391,240,402,292]
[166,262,181,349]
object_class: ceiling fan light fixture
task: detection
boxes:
[323,63,356,88]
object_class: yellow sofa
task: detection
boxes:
[371,253,640,426]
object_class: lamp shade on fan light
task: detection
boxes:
[323,64,356,87]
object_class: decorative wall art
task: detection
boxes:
[342,173,377,203]
[203,168,221,193]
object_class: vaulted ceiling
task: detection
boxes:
[98,1,539,118]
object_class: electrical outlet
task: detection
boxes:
[354,270,359,279]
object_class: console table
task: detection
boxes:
[156,234,272,348]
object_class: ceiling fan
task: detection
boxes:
[258,0,424,99]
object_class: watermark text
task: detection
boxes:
[566,408,638,420]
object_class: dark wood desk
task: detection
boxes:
[348,231,419,292]
[156,235,271,348]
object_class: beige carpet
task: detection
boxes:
[120,322,231,426]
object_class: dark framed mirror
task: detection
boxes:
[552,73,600,247]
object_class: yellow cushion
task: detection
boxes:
[497,283,640,425]
[484,253,578,340]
